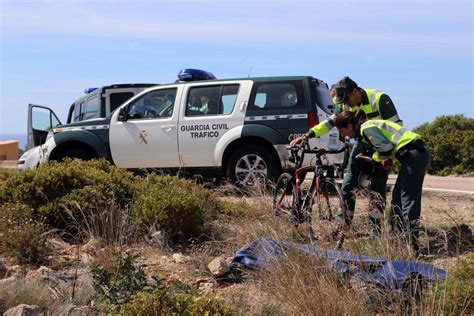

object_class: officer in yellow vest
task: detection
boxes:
[291,77,402,230]
[335,110,430,253]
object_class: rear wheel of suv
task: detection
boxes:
[226,145,280,186]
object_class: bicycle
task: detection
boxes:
[272,138,349,243]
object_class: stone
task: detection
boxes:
[198,281,214,295]
[3,304,40,316]
[6,265,22,278]
[62,304,97,316]
[26,266,74,286]
[207,257,228,277]
[172,253,189,264]
[0,276,16,287]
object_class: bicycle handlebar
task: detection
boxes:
[287,138,349,168]
[287,138,348,156]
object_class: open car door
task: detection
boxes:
[27,104,61,150]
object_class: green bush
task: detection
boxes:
[116,289,236,315]
[437,253,474,314]
[0,159,139,236]
[92,252,235,315]
[0,203,50,264]
[0,168,19,182]
[91,253,147,305]
[132,174,222,241]
[413,114,474,175]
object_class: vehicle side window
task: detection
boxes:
[73,102,85,122]
[84,95,100,120]
[110,92,135,113]
[31,107,61,131]
[249,81,305,110]
[186,84,239,116]
[127,88,176,119]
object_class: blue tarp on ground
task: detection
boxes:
[230,237,446,292]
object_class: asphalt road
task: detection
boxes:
[388,175,474,194]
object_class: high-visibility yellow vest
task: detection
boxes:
[360,119,421,162]
[310,89,399,136]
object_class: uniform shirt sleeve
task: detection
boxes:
[361,126,394,162]
[378,94,403,125]
[308,113,336,137]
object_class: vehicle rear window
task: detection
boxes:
[249,81,305,110]
[186,84,240,116]
[110,92,135,112]
[84,95,100,120]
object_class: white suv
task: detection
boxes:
[29,70,343,185]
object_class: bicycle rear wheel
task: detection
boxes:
[315,179,344,221]
[272,173,296,217]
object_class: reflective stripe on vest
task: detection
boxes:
[361,120,420,159]
[362,120,407,145]
[352,89,383,120]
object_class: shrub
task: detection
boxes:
[0,168,19,182]
[437,253,474,314]
[117,289,236,315]
[132,174,222,241]
[0,203,50,265]
[92,251,235,315]
[91,252,147,305]
[413,114,474,175]
[0,159,139,238]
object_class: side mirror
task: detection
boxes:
[118,107,127,121]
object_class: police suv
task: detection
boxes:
[19,83,157,168]
[32,70,342,185]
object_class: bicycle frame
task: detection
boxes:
[275,139,347,217]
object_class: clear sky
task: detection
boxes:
[1,0,473,137]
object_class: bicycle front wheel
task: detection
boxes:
[272,173,297,217]
[315,179,344,221]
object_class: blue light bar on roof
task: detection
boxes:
[177,69,216,82]
[84,87,99,94]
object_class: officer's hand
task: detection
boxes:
[382,159,393,170]
[290,136,305,147]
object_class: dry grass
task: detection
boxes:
[1,175,471,315]
[0,277,94,314]
[63,198,134,247]
[204,186,473,315]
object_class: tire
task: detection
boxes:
[55,148,94,162]
[273,172,315,243]
[226,144,280,186]
[314,179,344,221]
[272,173,296,217]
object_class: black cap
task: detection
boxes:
[332,76,358,104]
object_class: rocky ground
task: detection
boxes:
[1,189,473,315]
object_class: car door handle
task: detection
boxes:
[161,124,175,132]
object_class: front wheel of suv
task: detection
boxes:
[54,148,95,162]
[226,145,280,187]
